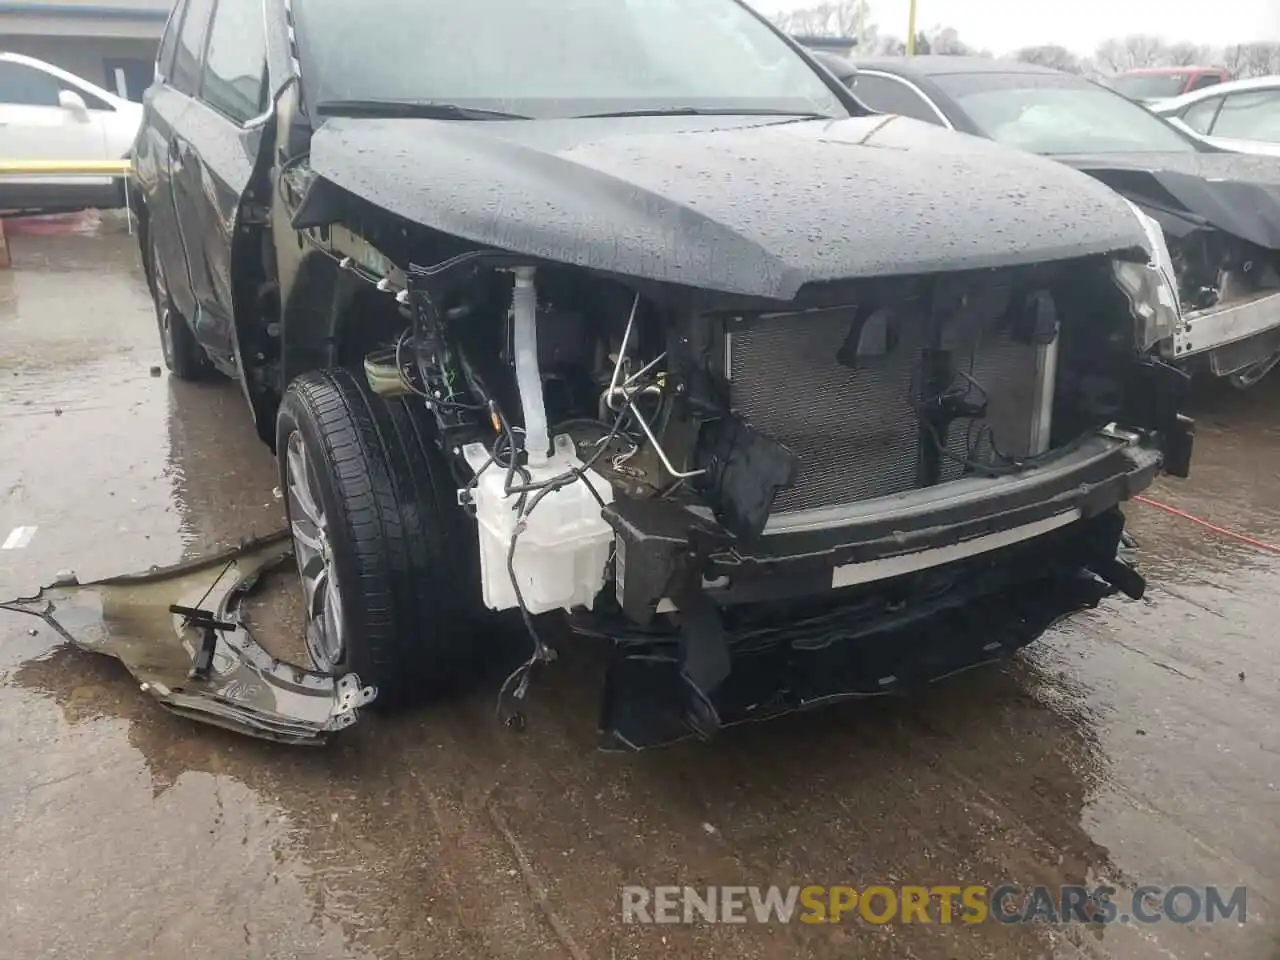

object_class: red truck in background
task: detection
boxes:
[1109,66,1231,104]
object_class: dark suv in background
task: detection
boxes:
[132,0,1192,748]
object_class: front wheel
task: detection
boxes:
[275,368,484,705]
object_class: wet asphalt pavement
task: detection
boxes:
[1,226,1278,960]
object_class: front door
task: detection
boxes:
[137,0,213,348]
[0,59,110,178]
[167,0,270,376]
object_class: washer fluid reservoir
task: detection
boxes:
[463,434,615,615]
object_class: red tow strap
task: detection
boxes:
[1133,495,1280,556]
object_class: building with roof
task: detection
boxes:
[0,0,171,101]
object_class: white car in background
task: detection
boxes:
[1151,76,1280,158]
[0,51,144,213]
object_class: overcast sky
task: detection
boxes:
[758,0,1280,56]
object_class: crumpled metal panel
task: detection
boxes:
[1059,151,1280,249]
[0,532,376,745]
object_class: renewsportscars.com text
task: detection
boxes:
[621,884,1248,926]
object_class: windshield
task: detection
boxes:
[1109,73,1189,100]
[292,0,846,120]
[936,72,1197,154]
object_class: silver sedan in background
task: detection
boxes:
[1150,75,1280,158]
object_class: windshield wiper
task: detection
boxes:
[574,106,834,119]
[314,99,530,121]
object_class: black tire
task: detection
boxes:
[148,232,213,381]
[276,367,484,705]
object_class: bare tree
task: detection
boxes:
[771,6,825,35]
[1165,41,1212,66]
[1093,39,1123,72]
[1085,35,1280,79]
[1232,41,1280,77]
[1222,44,1248,78]
[1014,44,1082,73]
[867,32,907,56]
[1128,34,1170,68]
[907,25,987,57]
[928,26,970,55]
[770,0,870,40]
[770,6,986,58]
[1078,60,1110,81]
[1095,34,1169,72]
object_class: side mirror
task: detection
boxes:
[58,89,90,119]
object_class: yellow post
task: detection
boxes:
[0,159,131,176]
[906,0,918,55]
[0,159,133,267]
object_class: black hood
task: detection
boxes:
[1054,150,1280,249]
[308,114,1147,301]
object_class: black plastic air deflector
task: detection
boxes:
[696,415,798,541]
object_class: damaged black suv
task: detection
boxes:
[132,0,1194,748]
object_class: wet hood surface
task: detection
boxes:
[1054,150,1280,247]
[309,114,1148,299]
[0,533,376,744]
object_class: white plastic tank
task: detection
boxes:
[463,434,615,615]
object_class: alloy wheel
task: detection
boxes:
[285,431,347,672]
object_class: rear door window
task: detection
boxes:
[171,0,216,96]
[851,74,945,126]
[201,0,269,123]
[1212,90,1280,142]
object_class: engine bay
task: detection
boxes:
[347,246,1185,606]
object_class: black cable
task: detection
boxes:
[910,354,1049,478]
[495,518,555,727]
[551,418,617,435]
[921,419,1025,478]
[490,403,633,724]
[192,555,238,614]
[498,402,634,500]
[393,330,431,398]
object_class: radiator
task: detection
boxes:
[727,303,1054,514]
[942,318,1054,481]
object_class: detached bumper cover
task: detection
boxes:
[0,532,376,745]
